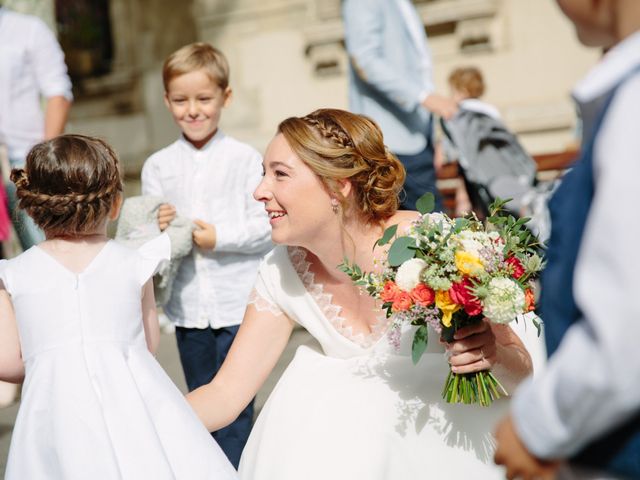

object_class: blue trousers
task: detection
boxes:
[396,143,443,212]
[175,325,254,469]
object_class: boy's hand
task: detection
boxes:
[193,219,217,250]
[158,204,176,231]
[494,415,561,480]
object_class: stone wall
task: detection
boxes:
[35,0,600,174]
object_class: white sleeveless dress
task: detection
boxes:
[2,235,237,480]
[239,246,542,480]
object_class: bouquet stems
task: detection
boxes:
[441,370,508,406]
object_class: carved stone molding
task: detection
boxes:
[194,0,307,29]
[302,0,502,77]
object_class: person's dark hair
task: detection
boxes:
[10,134,123,237]
[278,108,406,224]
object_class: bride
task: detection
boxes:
[187,108,537,479]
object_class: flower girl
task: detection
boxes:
[0,134,237,479]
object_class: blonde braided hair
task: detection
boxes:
[279,108,405,224]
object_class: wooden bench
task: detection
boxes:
[436,148,579,215]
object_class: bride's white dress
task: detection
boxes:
[239,246,544,479]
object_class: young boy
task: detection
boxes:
[437,66,500,216]
[141,42,272,468]
[448,66,500,120]
[494,1,640,479]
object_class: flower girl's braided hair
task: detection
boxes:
[11,134,123,237]
[278,108,406,224]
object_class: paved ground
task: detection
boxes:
[0,327,317,476]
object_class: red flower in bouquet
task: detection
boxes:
[392,291,413,312]
[449,278,483,316]
[410,283,435,306]
[505,257,525,279]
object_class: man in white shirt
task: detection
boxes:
[494,1,640,478]
[0,5,73,249]
[342,0,457,211]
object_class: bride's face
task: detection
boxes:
[254,134,336,246]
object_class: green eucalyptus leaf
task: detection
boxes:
[376,224,398,248]
[416,193,435,215]
[412,324,429,365]
[388,236,416,266]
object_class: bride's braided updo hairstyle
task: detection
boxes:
[278,108,405,224]
[10,134,123,237]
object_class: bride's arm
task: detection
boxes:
[186,304,295,432]
[491,324,534,389]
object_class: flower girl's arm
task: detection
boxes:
[0,289,24,383]
[187,305,295,432]
[141,279,160,354]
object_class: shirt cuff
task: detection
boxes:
[418,84,437,105]
[214,223,233,251]
[512,376,569,460]
[42,83,74,101]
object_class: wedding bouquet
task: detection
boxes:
[340,194,544,406]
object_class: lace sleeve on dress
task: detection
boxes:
[247,288,284,317]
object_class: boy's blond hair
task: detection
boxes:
[448,66,485,99]
[162,42,230,91]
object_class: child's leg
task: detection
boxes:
[211,325,254,469]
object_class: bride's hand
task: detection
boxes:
[445,319,496,374]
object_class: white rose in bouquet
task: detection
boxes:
[395,258,427,292]
[483,277,526,324]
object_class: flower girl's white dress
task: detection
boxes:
[2,235,237,480]
[240,246,543,480]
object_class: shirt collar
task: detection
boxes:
[178,128,225,154]
[459,99,501,120]
[572,30,640,142]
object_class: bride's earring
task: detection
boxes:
[331,199,339,215]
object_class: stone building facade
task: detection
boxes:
[7,0,599,176]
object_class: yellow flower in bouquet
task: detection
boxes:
[435,290,461,327]
[455,250,484,277]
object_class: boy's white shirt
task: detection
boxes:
[512,30,640,459]
[141,130,272,329]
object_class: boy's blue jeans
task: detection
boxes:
[175,325,254,469]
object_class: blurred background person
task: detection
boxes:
[342,0,457,212]
[0,3,73,251]
[0,2,72,410]
[437,66,538,222]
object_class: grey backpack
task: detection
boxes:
[441,109,537,217]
